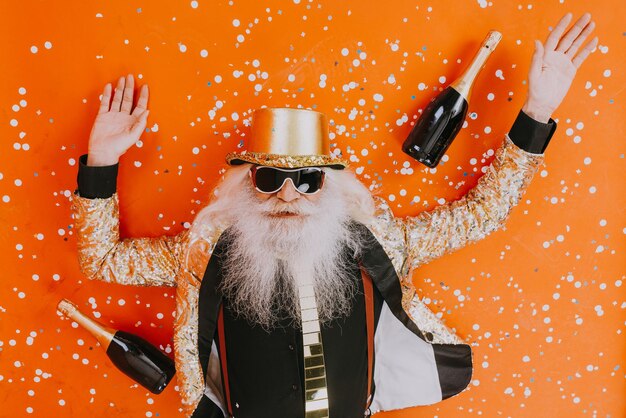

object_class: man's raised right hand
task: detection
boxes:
[87,73,150,166]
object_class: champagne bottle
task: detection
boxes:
[57,298,176,394]
[402,30,502,168]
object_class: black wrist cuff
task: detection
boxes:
[76,154,119,199]
[508,109,557,154]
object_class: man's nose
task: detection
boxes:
[276,178,301,202]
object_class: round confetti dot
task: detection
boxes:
[3,195,11,203]
[232,19,240,27]
[192,147,200,155]
[200,49,208,58]
[191,1,198,8]
[373,94,383,102]
[341,48,349,56]
[30,46,38,53]
[487,93,495,101]
[288,74,296,82]
[118,299,126,306]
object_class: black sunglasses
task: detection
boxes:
[249,165,326,195]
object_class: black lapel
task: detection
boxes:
[355,222,473,399]
[197,229,230,379]
[353,222,427,341]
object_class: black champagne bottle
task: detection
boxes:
[402,30,502,168]
[57,298,176,394]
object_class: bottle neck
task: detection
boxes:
[450,30,502,101]
[58,299,116,348]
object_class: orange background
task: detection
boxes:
[1,1,624,417]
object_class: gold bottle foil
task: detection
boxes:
[57,298,116,348]
[450,30,502,101]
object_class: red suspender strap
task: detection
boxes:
[361,265,375,412]
[217,305,233,417]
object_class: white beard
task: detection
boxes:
[218,172,369,331]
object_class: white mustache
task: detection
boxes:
[259,197,318,216]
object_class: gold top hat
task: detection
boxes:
[225,107,349,169]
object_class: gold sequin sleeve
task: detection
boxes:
[404,134,545,270]
[69,192,189,287]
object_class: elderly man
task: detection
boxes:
[70,13,597,418]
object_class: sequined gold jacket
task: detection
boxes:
[69,133,545,416]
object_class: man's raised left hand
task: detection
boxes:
[522,12,599,123]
